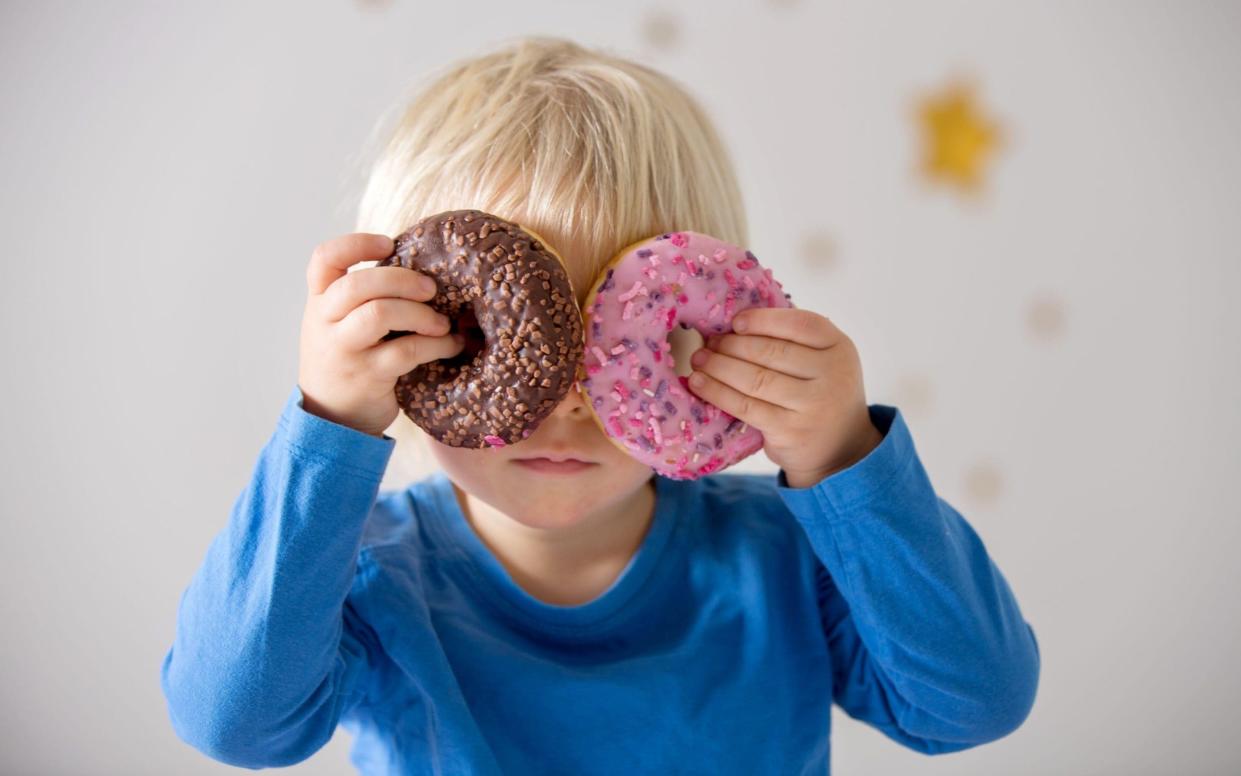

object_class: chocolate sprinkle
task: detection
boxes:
[376,210,583,448]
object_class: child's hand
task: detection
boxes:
[688,308,884,489]
[297,233,465,438]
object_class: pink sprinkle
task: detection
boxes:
[708,303,722,319]
[736,258,757,270]
[647,254,662,266]
[630,366,639,380]
[592,345,610,365]
[699,253,711,266]
[628,418,643,428]
[683,255,697,275]
[678,271,688,284]
[610,343,627,355]
[742,275,755,290]
[622,300,634,320]
[484,435,506,447]
[586,364,602,375]
[649,416,663,446]
[670,233,689,248]
[671,253,684,265]
[618,280,648,302]
[663,308,677,330]
[676,293,689,305]
[607,416,625,437]
[724,269,738,288]
[653,350,662,363]
[642,266,658,279]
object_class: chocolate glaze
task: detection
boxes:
[376,210,583,448]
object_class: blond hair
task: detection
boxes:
[351,36,747,455]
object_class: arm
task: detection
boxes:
[159,384,394,767]
[777,403,1041,752]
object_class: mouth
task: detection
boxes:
[512,456,597,475]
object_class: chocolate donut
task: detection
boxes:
[376,210,583,449]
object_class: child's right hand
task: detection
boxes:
[297,233,465,438]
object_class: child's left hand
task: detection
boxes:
[688,307,885,489]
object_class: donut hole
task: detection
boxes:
[667,323,705,378]
[441,305,487,369]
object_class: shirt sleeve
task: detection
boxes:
[159,384,395,768]
[775,404,1041,753]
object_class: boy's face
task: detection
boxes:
[425,378,656,530]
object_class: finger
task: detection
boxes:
[320,265,438,323]
[337,297,452,352]
[703,332,821,380]
[306,233,394,296]
[368,332,466,380]
[732,308,845,350]
[690,347,808,411]
[687,367,791,432]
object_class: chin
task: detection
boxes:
[491,480,618,527]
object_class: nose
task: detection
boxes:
[549,378,591,418]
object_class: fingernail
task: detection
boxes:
[733,317,748,333]
[691,349,708,367]
[420,277,438,295]
[689,372,705,388]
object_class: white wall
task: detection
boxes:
[2,0,1238,773]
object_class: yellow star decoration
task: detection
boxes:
[916,78,1002,195]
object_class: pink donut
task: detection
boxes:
[578,231,794,480]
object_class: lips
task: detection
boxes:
[512,456,597,474]
[513,452,594,464]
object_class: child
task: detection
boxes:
[160,36,1039,774]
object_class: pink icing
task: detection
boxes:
[581,231,793,480]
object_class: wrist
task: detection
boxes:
[783,420,884,489]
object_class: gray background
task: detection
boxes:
[2,0,1239,773]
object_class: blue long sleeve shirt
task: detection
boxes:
[160,385,1040,774]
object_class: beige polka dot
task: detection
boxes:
[354,0,393,9]
[891,373,935,418]
[640,11,681,50]
[1027,294,1067,341]
[799,231,837,270]
[963,462,1004,506]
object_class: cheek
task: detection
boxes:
[427,444,504,488]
